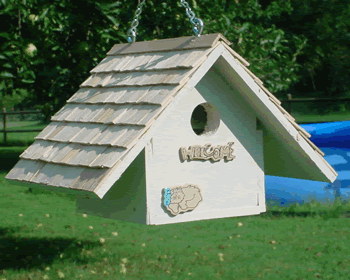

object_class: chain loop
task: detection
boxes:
[126,0,204,43]
[180,0,204,37]
[127,0,146,44]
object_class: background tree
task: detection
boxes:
[2,0,343,120]
[260,0,350,114]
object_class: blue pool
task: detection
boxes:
[266,121,350,206]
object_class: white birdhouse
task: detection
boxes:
[6,33,337,225]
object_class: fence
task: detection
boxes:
[1,108,44,143]
[280,94,350,115]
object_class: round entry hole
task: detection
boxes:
[190,103,220,136]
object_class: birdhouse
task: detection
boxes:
[6,33,337,225]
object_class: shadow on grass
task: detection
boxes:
[0,226,100,270]
[0,140,35,147]
[262,207,350,219]
[0,148,27,171]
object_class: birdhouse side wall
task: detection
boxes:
[76,149,147,224]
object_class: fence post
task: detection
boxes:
[287,94,292,115]
[2,108,7,143]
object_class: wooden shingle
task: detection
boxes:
[6,159,44,181]
[70,168,107,191]
[30,163,84,188]
[89,147,127,168]
[51,104,76,121]
[20,140,54,160]
[107,33,231,55]
[67,88,99,103]
[34,122,60,140]
[70,124,107,144]
[67,145,107,167]
[89,125,129,146]
[50,123,87,142]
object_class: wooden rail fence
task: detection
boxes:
[280,94,350,115]
[1,108,43,143]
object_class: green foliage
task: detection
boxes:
[267,0,350,113]
[1,0,349,117]
[0,0,308,118]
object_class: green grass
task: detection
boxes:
[294,111,350,124]
[1,147,350,280]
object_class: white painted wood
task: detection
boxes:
[145,85,265,225]
[151,206,264,225]
[76,150,147,223]
[218,49,336,182]
[288,120,312,138]
[299,132,325,156]
[260,84,282,105]
[221,41,250,67]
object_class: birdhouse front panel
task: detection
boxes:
[145,81,266,225]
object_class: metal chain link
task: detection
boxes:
[180,0,204,37]
[126,0,204,43]
[127,0,146,44]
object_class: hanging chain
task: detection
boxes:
[127,0,146,44]
[126,0,204,43]
[180,0,204,37]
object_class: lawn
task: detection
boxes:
[0,146,349,280]
[294,111,350,124]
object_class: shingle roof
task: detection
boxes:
[6,34,228,193]
[6,33,337,196]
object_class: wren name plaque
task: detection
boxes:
[180,142,235,162]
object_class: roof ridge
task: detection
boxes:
[107,33,231,56]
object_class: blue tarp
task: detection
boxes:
[266,121,350,206]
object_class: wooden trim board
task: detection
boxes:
[219,49,337,183]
